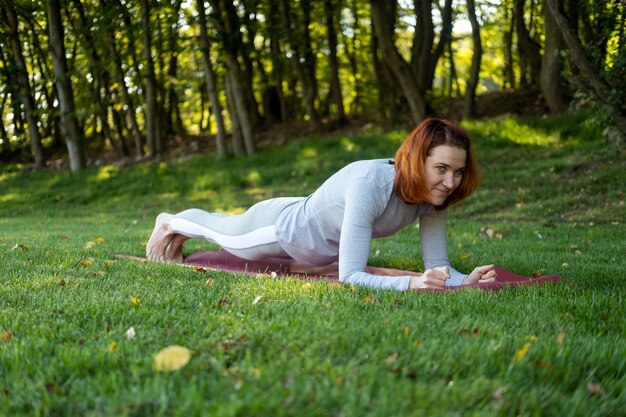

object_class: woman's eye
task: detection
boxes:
[455,170,464,177]
[436,166,446,172]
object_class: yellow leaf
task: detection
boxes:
[415,339,422,346]
[95,237,105,244]
[363,295,375,303]
[556,333,566,344]
[130,296,141,306]
[84,241,96,249]
[106,341,118,353]
[458,253,471,260]
[11,243,29,251]
[204,278,215,286]
[513,342,531,362]
[153,345,192,372]
[2,331,11,342]
[385,352,398,364]
[79,259,93,267]
[402,325,411,336]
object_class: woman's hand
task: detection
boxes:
[462,264,497,285]
[408,267,450,290]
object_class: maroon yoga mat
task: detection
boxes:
[184,251,561,291]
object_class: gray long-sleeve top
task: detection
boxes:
[275,159,467,290]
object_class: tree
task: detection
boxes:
[196,0,227,157]
[1,0,45,167]
[370,0,427,123]
[208,0,256,155]
[324,0,346,123]
[540,0,567,113]
[47,0,86,171]
[514,0,542,85]
[545,0,626,139]
[463,0,482,119]
[141,0,160,156]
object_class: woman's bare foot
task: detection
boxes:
[146,213,187,262]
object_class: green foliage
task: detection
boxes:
[1,114,625,415]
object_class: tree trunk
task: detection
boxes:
[267,0,288,123]
[2,0,45,168]
[503,3,515,89]
[324,0,345,123]
[514,0,542,85]
[370,0,427,124]
[225,72,245,157]
[540,0,568,113]
[208,0,255,154]
[545,0,626,136]
[101,0,143,158]
[463,0,482,119]
[71,0,127,156]
[141,0,160,156]
[47,0,86,171]
[280,0,320,124]
[196,0,227,157]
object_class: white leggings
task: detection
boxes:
[170,197,304,260]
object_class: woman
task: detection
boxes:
[147,118,497,290]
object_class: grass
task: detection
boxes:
[1,113,625,416]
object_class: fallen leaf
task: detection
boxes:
[106,341,118,353]
[204,278,215,286]
[124,327,136,341]
[513,342,531,362]
[2,331,11,342]
[415,339,422,346]
[59,235,69,241]
[95,237,105,244]
[154,345,192,372]
[11,243,29,251]
[556,333,566,344]
[402,325,411,336]
[79,259,93,267]
[491,387,506,401]
[58,279,66,286]
[363,295,375,303]
[252,295,263,305]
[84,241,96,249]
[587,382,606,397]
[192,266,206,273]
[458,253,471,260]
[385,352,398,364]
[217,299,229,308]
[130,296,141,306]
[301,282,312,290]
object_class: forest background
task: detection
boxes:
[0,0,624,172]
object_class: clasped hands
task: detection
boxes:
[408,264,497,290]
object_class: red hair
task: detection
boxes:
[393,118,480,210]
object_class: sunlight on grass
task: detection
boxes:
[0,192,19,203]
[340,138,356,152]
[94,165,120,181]
[465,117,562,146]
[246,170,262,187]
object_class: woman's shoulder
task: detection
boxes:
[341,159,396,192]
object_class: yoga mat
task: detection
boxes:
[183,251,561,291]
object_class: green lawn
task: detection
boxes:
[1,114,625,416]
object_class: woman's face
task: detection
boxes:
[423,145,467,206]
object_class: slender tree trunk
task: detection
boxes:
[267,0,288,123]
[280,0,319,124]
[463,0,482,119]
[196,0,227,157]
[540,0,568,113]
[48,0,86,171]
[503,3,515,89]
[514,0,542,85]
[71,0,127,156]
[101,0,143,157]
[225,72,245,157]
[141,0,160,156]
[370,0,427,123]
[2,0,45,168]
[324,0,345,123]
[345,0,361,114]
[0,92,9,153]
[209,0,255,155]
